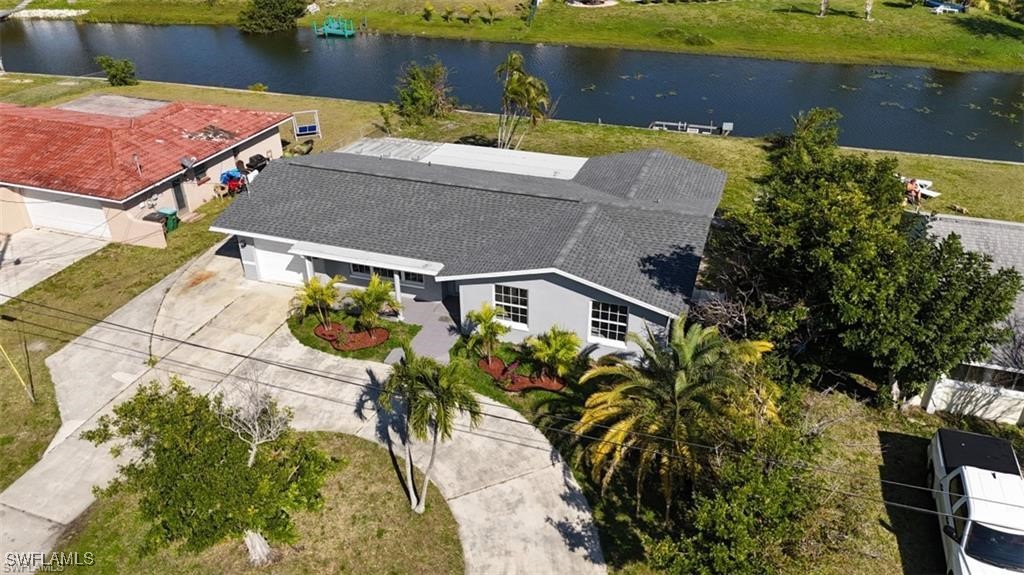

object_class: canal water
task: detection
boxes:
[2,20,1022,160]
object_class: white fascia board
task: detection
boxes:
[437,267,677,318]
[288,242,444,275]
[962,360,1024,375]
[0,121,288,206]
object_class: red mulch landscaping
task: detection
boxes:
[314,322,348,342]
[331,327,389,351]
[478,357,566,392]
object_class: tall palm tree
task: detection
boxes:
[291,275,344,328]
[526,326,582,379]
[465,303,510,364]
[379,345,482,513]
[496,51,551,150]
[347,274,401,331]
[574,317,771,520]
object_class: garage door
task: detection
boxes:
[22,189,111,239]
[253,238,305,285]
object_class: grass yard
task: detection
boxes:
[54,432,464,574]
[0,200,230,490]
[22,0,1024,71]
[287,311,422,362]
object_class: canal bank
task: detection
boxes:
[1,20,1022,161]
[2,72,1021,222]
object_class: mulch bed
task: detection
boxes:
[331,327,389,351]
[478,357,566,393]
[314,322,349,342]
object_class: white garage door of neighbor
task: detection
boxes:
[253,239,305,285]
[22,189,112,239]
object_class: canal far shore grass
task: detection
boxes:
[17,0,1024,72]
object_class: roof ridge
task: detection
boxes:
[289,159,596,206]
[553,205,599,268]
[624,150,657,199]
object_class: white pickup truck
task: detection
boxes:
[928,429,1024,575]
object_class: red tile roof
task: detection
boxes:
[0,101,290,201]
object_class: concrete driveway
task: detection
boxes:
[0,243,605,574]
[0,229,106,305]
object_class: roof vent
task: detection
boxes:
[133,154,143,176]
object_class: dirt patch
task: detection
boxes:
[314,322,348,342]
[332,327,389,351]
[505,373,566,393]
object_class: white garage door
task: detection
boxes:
[22,189,111,239]
[253,238,305,285]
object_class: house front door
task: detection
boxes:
[172,179,189,215]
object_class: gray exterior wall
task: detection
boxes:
[456,272,672,355]
[313,260,443,301]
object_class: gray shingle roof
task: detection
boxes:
[927,214,1024,367]
[214,149,724,314]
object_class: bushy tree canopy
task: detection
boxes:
[95,56,139,86]
[238,0,307,34]
[394,57,457,123]
[83,378,330,555]
[708,108,1021,396]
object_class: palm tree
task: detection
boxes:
[464,303,510,364]
[379,345,482,513]
[526,326,582,379]
[291,275,344,328]
[347,274,401,332]
[496,51,551,150]
[574,316,771,520]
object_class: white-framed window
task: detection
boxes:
[403,271,425,285]
[590,301,628,343]
[373,267,398,279]
[351,263,371,277]
[494,285,528,328]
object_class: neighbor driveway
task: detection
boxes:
[0,243,605,574]
[0,229,106,305]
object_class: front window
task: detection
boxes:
[403,271,424,285]
[591,301,628,342]
[965,523,1024,572]
[351,263,371,276]
[373,267,398,279]
[494,285,528,327]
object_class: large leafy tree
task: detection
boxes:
[574,317,771,520]
[82,378,330,564]
[712,108,1021,398]
[496,51,551,150]
[238,0,307,34]
[378,345,482,513]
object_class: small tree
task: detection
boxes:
[347,274,401,331]
[238,0,307,34]
[525,326,581,378]
[82,378,330,564]
[291,275,344,328]
[394,57,457,124]
[95,56,139,87]
[423,1,435,20]
[496,51,551,150]
[484,3,497,23]
[379,345,482,513]
[465,303,510,363]
[442,5,455,21]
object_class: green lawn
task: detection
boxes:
[288,311,422,362]
[0,201,231,490]
[22,0,1024,71]
[54,433,464,574]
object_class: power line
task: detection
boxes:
[5,293,1024,520]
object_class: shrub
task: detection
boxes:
[378,103,399,135]
[238,0,306,34]
[248,82,269,92]
[684,33,714,46]
[394,57,458,123]
[94,56,139,87]
[442,5,455,21]
[423,2,435,20]
[461,4,480,22]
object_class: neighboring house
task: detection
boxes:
[917,213,1024,425]
[211,145,725,354]
[0,96,289,248]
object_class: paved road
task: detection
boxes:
[0,245,605,574]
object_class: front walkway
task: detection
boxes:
[0,244,605,574]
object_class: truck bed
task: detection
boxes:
[938,428,1021,476]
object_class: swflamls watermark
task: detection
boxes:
[3,552,95,573]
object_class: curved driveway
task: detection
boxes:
[0,244,605,574]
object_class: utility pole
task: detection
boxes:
[0,315,34,403]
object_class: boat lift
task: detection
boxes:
[649,120,734,136]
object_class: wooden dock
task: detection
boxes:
[649,120,734,136]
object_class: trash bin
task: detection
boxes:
[158,207,179,232]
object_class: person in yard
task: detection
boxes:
[905,178,921,205]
